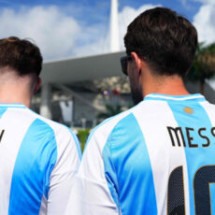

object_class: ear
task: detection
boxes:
[34,77,42,94]
[130,52,142,75]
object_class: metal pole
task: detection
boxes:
[110,0,120,52]
[40,83,52,119]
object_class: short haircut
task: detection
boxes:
[0,36,43,76]
[124,7,198,77]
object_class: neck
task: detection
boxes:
[0,71,33,107]
[142,74,189,97]
[0,89,31,107]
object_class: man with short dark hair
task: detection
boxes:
[68,7,215,215]
[0,36,81,215]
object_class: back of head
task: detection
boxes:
[124,7,198,77]
[0,36,43,77]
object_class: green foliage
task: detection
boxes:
[186,42,215,94]
[187,43,215,82]
[77,129,90,151]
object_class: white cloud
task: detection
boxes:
[71,22,110,57]
[0,4,160,61]
[193,2,215,44]
[0,2,214,63]
[0,5,117,60]
[0,6,83,60]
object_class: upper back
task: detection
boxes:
[0,104,79,214]
[94,94,215,214]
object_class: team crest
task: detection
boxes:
[184,107,193,114]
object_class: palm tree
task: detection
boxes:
[186,43,215,94]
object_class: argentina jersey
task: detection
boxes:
[76,93,215,215]
[0,104,81,215]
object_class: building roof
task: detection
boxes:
[41,51,125,84]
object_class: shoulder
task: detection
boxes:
[86,105,141,151]
[26,109,73,134]
[92,102,145,136]
[92,109,133,137]
[30,111,81,160]
[22,108,79,146]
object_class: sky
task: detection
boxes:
[0,0,214,61]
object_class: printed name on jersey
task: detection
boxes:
[0,129,5,143]
[167,126,215,147]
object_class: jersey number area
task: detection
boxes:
[168,165,215,215]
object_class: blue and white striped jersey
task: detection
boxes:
[0,104,81,215]
[73,94,215,215]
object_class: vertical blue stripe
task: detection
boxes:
[9,119,57,215]
[0,107,7,117]
[168,101,215,214]
[103,113,157,215]
[211,184,215,215]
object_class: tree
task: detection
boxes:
[186,43,215,94]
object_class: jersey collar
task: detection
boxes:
[0,103,27,108]
[144,93,205,102]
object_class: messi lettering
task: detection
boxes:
[167,126,215,147]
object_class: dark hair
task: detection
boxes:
[0,36,43,76]
[124,7,198,77]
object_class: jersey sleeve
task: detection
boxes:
[65,127,120,215]
[46,127,81,215]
